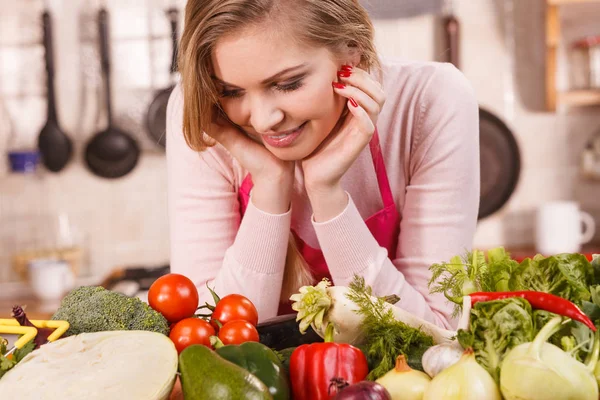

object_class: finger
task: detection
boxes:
[209,106,257,158]
[337,66,386,107]
[345,97,376,135]
[332,82,380,119]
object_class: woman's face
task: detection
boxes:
[211,24,348,161]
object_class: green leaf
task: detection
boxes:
[467,298,535,383]
[348,275,434,381]
[13,341,35,363]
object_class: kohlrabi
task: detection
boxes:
[500,316,599,400]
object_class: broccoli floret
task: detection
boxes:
[51,286,169,337]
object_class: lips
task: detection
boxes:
[261,122,307,148]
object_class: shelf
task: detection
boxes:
[545,0,600,111]
[558,89,600,106]
[548,0,600,5]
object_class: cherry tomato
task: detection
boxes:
[148,273,199,323]
[218,320,260,345]
[211,294,259,329]
[169,317,215,354]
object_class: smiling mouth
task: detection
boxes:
[260,122,308,148]
[263,122,307,139]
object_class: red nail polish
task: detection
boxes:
[332,82,346,89]
[349,98,358,107]
[341,64,353,71]
[337,70,352,78]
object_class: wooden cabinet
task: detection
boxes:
[545,0,600,110]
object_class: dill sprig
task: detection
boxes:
[347,276,434,380]
[428,248,517,317]
[429,250,490,317]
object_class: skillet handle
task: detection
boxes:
[443,14,460,68]
[167,8,179,75]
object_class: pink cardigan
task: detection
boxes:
[166,58,480,329]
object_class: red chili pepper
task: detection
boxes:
[469,291,597,331]
[289,323,369,400]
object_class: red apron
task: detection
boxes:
[238,129,401,315]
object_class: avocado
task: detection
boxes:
[179,344,273,400]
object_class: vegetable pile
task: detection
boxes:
[4,247,600,400]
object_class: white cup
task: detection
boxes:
[535,201,596,255]
[28,259,75,303]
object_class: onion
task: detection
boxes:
[423,348,501,400]
[0,330,178,399]
[500,316,599,400]
[333,381,392,400]
[376,355,430,400]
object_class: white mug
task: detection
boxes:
[535,201,596,255]
[28,259,75,303]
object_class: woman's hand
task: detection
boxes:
[302,66,386,220]
[209,106,295,214]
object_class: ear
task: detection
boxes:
[341,41,362,67]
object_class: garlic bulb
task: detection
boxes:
[422,296,471,378]
[422,342,463,378]
[423,348,501,400]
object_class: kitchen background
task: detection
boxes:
[1,0,599,304]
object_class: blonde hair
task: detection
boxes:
[179,0,380,300]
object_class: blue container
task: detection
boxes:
[8,150,41,173]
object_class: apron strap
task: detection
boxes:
[368,128,395,208]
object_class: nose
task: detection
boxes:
[248,96,285,134]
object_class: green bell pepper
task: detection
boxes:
[214,340,290,400]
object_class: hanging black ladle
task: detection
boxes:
[38,10,73,172]
[84,8,140,179]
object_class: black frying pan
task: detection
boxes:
[443,13,521,220]
[84,8,140,179]
[146,7,179,149]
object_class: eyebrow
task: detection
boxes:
[212,63,309,88]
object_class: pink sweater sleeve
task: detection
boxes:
[313,64,480,329]
[166,85,290,321]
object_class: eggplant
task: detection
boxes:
[334,381,392,400]
[256,313,323,350]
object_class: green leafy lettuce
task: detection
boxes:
[509,253,593,304]
[457,297,535,382]
[429,248,594,317]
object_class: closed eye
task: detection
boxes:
[219,76,306,99]
[219,88,243,99]
[274,80,304,93]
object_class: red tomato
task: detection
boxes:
[211,294,259,329]
[169,317,215,354]
[218,320,260,345]
[148,273,199,323]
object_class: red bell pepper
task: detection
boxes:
[469,291,597,331]
[289,323,369,400]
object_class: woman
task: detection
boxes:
[167,0,479,329]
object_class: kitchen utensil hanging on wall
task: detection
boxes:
[84,8,140,179]
[38,9,73,173]
[581,127,600,180]
[442,0,521,220]
[145,7,179,150]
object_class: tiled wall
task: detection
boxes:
[1,0,600,290]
